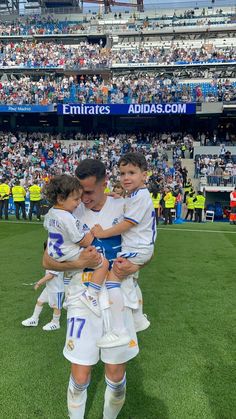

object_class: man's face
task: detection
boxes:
[78,176,106,210]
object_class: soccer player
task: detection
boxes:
[43,174,109,318]
[91,152,156,347]
[43,159,147,419]
[21,269,64,331]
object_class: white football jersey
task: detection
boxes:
[44,207,85,262]
[122,188,156,252]
[73,196,124,264]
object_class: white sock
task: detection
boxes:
[32,304,43,320]
[103,374,126,419]
[67,374,89,419]
[133,283,144,321]
[106,282,126,335]
[52,313,60,325]
[87,282,101,298]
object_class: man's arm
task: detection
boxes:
[91,220,134,239]
[42,246,102,271]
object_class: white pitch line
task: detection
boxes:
[158,227,236,234]
[0,220,43,225]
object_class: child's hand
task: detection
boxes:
[34,282,40,290]
[91,224,105,238]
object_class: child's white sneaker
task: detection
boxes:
[22,317,38,327]
[80,289,101,317]
[134,314,150,333]
[42,322,60,331]
[97,331,131,348]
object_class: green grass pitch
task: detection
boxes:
[0,221,235,419]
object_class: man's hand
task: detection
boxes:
[91,224,106,238]
[43,246,102,271]
[113,257,140,280]
[77,246,102,269]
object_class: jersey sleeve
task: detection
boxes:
[64,214,85,243]
[124,192,149,225]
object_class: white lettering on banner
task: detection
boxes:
[128,103,187,114]
[62,104,110,115]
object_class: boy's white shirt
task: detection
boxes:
[44,207,85,262]
[122,188,156,252]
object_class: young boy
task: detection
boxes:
[22,268,64,331]
[92,152,156,347]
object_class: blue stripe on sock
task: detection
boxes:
[70,375,90,391]
[89,282,102,291]
[105,374,126,391]
[106,282,121,289]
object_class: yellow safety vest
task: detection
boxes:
[194,195,205,209]
[0,183,10,200]
[150,192,161,208]
[186,196,195,210]
[12,186,26,202]
[29,185,41,201]
[164,192,175,208]
[184,182,192,193]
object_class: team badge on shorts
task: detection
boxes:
[67,340,75,351]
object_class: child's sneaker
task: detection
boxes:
[42,322,60,331]
[80,289,101,317]
[97,331,131,348]
[134,314,150,333]
[22,317,38,327]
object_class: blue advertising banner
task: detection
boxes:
[58,103,196,116]
[0,105,55,113]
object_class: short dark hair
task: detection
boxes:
[75,159,106,182]
[44,174,81,205]
[118,152,147,171]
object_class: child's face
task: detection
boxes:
[58,189,81,213]
[119,163,146,193]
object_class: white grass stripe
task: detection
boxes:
[158,227,236,234]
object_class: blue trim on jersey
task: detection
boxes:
[124,216,139,224]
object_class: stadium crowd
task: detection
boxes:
[194,149,236,185]
[0,130,190,186]
[0,41,235,69]
[0,74,236,105]
[0,8,232,36]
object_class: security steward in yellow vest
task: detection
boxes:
[185,192,195,221]
[163,187,176,225]
[150,185,161,224]
[0,178,10,220]
[28,180,42,221]
[193,191,206,223]
[183,179,193,203]
[12,180,27,220]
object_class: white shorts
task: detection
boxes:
[63,273,139,366]
[118,248,153,265]
[38,288,64,310]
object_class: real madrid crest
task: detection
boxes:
[67,340,75,351]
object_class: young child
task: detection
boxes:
[22,250,65,331]
[112,181,126,198]
[43,174,130,348]
[43,174,108,318]
[92,152,156,347]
